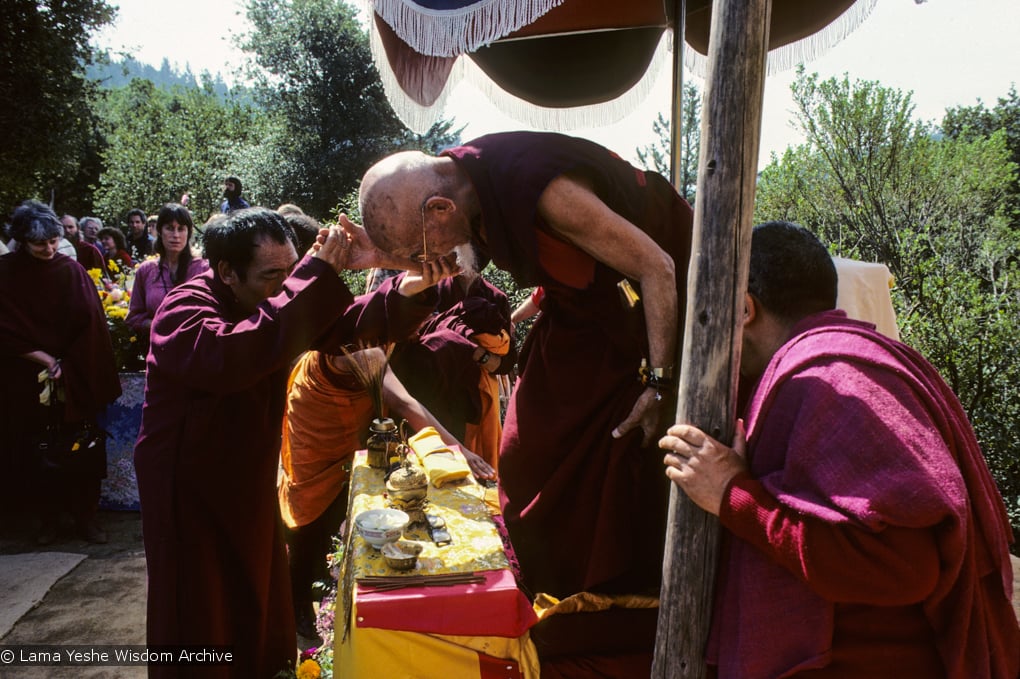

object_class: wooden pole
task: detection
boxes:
[652,1,772,677]
[669,0,687,190]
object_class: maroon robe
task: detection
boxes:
[0,248,121,437]
[710,311,1018,679]
[390,275,516,444]
[133,263,433,678]
[73,239,109,276]
[442,132,693,596]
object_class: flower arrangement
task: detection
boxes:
[88,261,145,372]
[275,656,324,679]
[275,536,343,679]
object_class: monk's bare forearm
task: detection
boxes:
[637,257,678,370]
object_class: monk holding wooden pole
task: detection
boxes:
[653,0,771,677]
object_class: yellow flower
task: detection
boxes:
[296,659,320,679]
[108,260,120,274]
[107,306,128,320]
[87,268,103,285]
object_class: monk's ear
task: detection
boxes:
[217,260,237,285]
[743,292,758,327]
[423,195,457,222]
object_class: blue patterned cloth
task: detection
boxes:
[99,372,145,510]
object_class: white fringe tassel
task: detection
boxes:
[369,20,463,133]
[365,0,567,57]
[369,0,879,133]
[683,0,879,78]
[372,25,673,134]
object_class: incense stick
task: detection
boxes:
[339,343,394,419]
[357,572,485,592]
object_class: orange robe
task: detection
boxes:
[278,351,373,529]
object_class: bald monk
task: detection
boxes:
[350,132,694,675]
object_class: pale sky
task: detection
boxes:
[95,0,1019,168]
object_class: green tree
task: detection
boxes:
[93,78,262,224]
[942,86,1020,221]
[636,81,701,202]
[238,0,460,219]
[0,0,115,215]
[755,70,1020,532]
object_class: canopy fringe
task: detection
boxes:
[365,0,567,57]
[683,0,878,78]
[373,26,672,134]
[459,34,669,131]
[369,22,463,133]
[370,0,879,132]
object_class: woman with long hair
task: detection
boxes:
[126,203,209,340]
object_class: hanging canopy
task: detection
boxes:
[366,0,876,132]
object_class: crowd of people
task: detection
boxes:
[1,135,1017,679]
[0,176,257,545]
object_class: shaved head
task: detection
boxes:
[359,151,436,254]
[359,150,475,260]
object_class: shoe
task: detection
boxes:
[82,521,108,544]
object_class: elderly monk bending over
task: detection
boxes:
[353,132,693,676]
[134,208,457,678]
[661,221,1019,679]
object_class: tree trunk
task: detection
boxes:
[653,1,772,677]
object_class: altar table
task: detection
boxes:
[334,450,540,678]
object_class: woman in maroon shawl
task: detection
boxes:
[0,200,121,544]
[661,222,1019,679]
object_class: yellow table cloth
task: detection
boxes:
[335,450,540,678]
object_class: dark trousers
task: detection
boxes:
[284,485,349,607]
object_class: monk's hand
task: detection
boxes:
[397,254,462,297]
[463,449,496,481]
[472,345,501,374]
[611,387,662,446]
[311,225,352,274]
[659,421,748,515]
[329,214,397,271]
[23,350,62,379]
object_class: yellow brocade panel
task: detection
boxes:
[348,450,509,577]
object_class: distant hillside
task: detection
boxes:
[87,54,232,98]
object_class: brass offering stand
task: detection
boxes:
[385,440,429,528]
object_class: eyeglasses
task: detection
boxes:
[415,204,429,263]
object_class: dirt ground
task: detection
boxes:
[1,508,1018,679]
[0,508,322,679]
[0,510,147,679]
